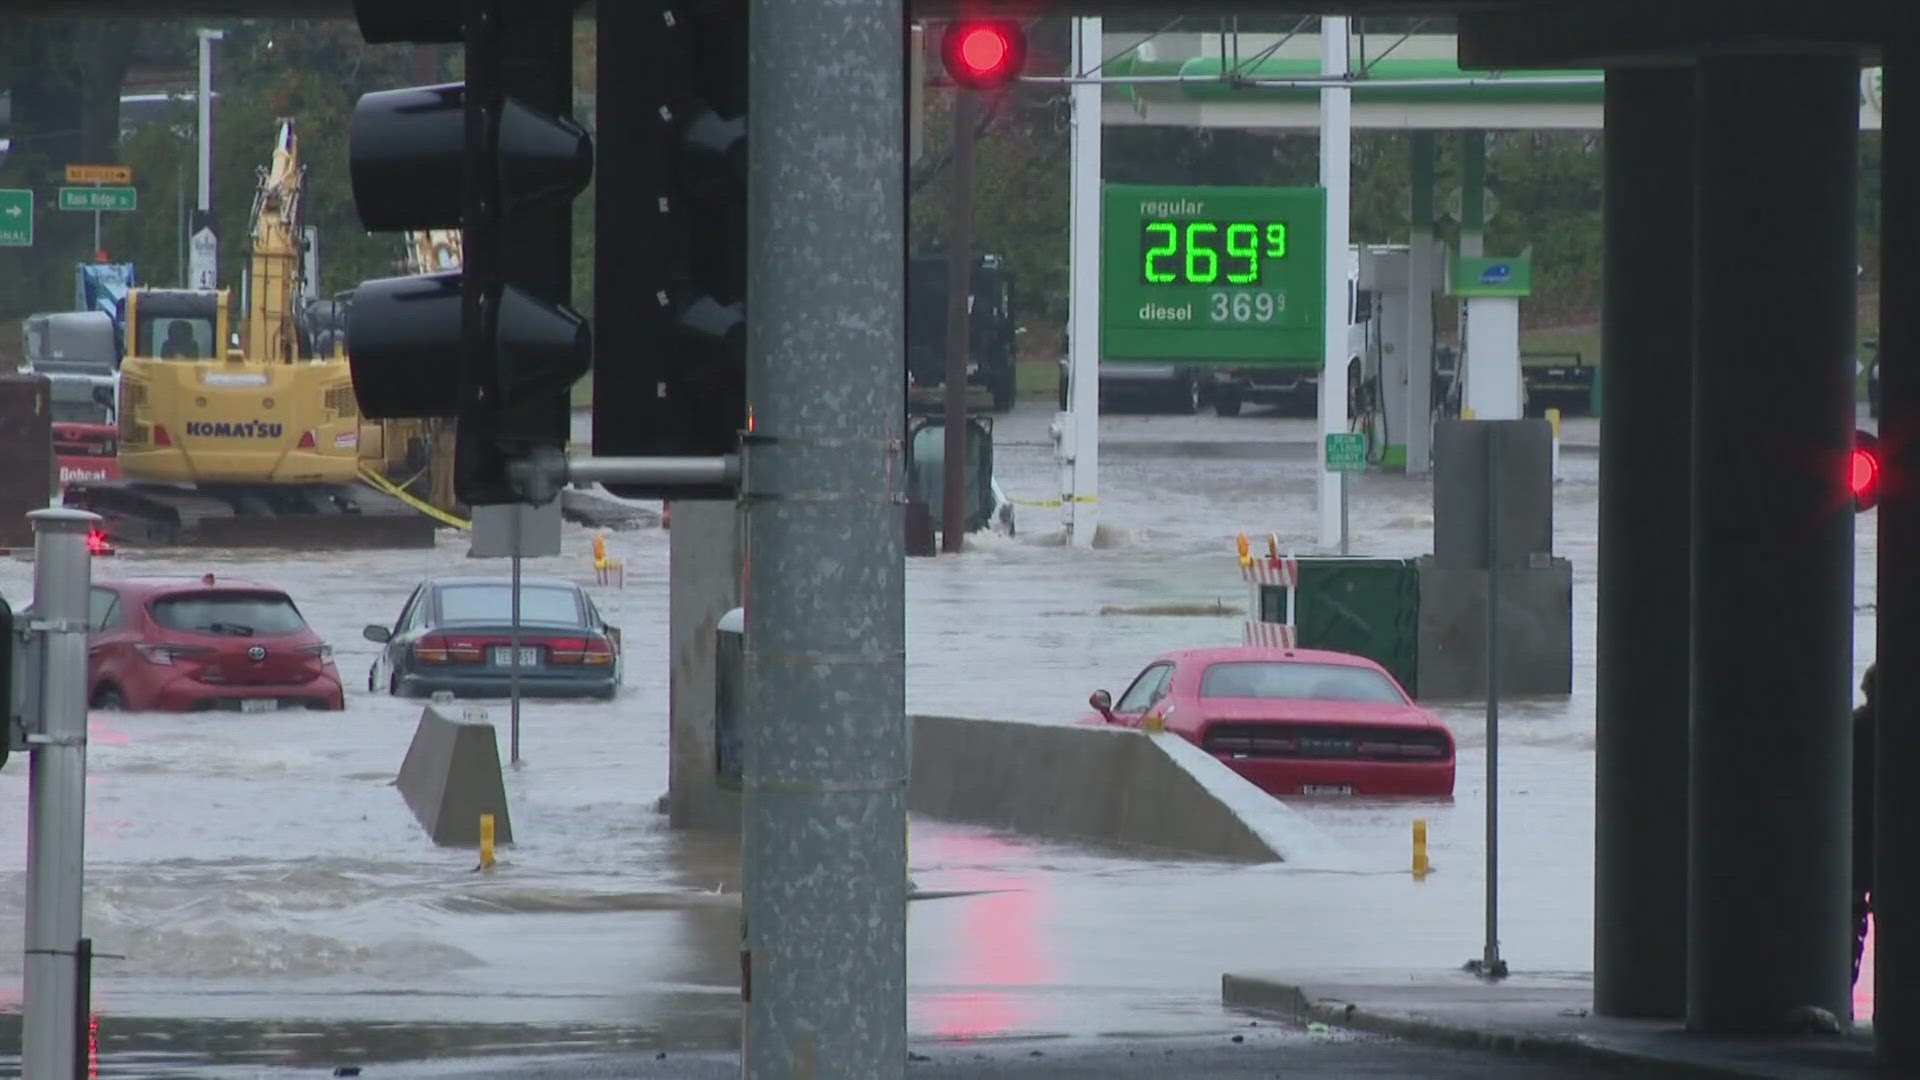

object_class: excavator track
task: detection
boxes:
[66,480,438,550]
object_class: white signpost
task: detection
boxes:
[469,502,562,765]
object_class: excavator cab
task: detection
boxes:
[126,289,224,363]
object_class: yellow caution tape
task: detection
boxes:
[358,465,472,531]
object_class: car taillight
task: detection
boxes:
[299,643,334,664]
[415,635,482,664]
[549,637,615,666]
[135,644,213,666]
[1356,740,1448,760]
[1204,729,1297,756]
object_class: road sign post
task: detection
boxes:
[0,190,33,247]
[21,508,100,1080]
[1326,432,1366,554]
[59,185,136,257]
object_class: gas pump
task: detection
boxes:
[1355,244,1447,473]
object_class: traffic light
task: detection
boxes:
[344,0,593,506]
[593,1,748,500]
[1852,428,1882,512]
[941,20,1027,90]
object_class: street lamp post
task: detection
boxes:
[191,28,225,290]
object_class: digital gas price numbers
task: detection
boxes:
[1140,220,1290,286]
[1102,185,1328,365]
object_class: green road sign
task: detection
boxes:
[1101,183,1327,365]
[0,190,32,246]
[1326,432,1368,472]
[59,186,136,212]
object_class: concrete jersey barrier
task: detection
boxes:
[907,714,1344,865]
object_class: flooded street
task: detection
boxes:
[0,400,1882,1073]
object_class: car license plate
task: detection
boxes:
[492,646,539,667]
[1301,784,1354,796]
[240,698,277,714]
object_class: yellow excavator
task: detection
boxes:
[69,120,436,548]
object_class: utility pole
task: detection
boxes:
[942,84,977,554]
[190,28,225,292]
[1062,16,1102,548]
[742,0,907,1073]
[21,508,100,1080]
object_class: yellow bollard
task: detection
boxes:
[1545,407,1562,440]
[479,813,497,871]
[1412,818,1429,879]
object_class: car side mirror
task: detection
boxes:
[362,625,392,644]
[1090,689,1114,721]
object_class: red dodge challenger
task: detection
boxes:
[1084,646,1455,798]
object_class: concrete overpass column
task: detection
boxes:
[1593,66,1693,1021]
[1688,55,1857,1032]
[1876,43,1920,1068]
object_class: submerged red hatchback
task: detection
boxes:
[1086,646,1454,798]
[86,576,346,712]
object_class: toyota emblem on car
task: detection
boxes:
[247,646,267,662]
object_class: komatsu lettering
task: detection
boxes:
[186,420,285,438]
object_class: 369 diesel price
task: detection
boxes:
[1208,290,1288,324]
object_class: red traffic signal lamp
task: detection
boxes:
[1852,429,1882,512]
[942,20,1026,90]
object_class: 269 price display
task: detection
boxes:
[1140,220,1290,286]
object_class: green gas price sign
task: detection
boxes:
[1101,184,1327,364]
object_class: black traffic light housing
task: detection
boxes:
[345,0,593,506]
[593,0,748,500]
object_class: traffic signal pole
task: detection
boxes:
[943,86,977,554]
[742,0,908,1074]
[1877,44,1920,1067]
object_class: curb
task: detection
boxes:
[1220,976,1759,1079]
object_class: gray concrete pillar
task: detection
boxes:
[668,500,743,832]
[1877,43,1920,1068]
[1594,66,1694,1020]
[1688,55,1858,1032]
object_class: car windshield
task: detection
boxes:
[150,591,308,637]
[1199,661,1405,704]
[436,584,583,626]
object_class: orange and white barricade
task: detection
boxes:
[1235,532,1298,648]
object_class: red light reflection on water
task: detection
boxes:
[1856,915,1875,1022]
[916,832,1055,1040]
[87,720,129,747]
